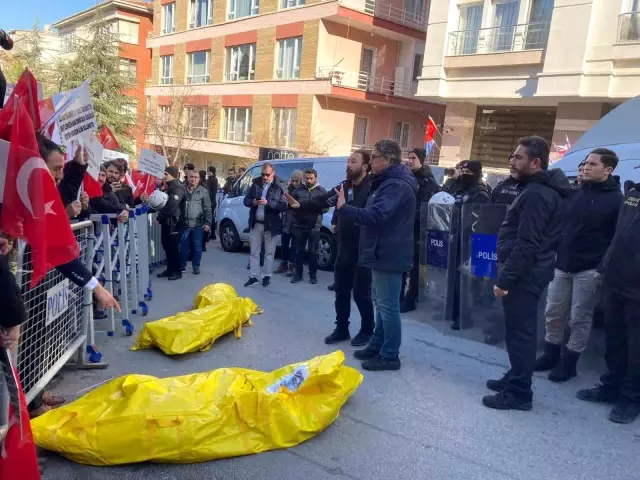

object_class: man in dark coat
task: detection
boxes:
[400,148,440,313]
[337,140,417,372]
[243,163,287,287]
[157,166,187,281]
[484,136,571,412]
[206,166,219,239]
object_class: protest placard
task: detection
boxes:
[103,149,130,163]
[54,81,96,144]
[137,148,166,179]
[79,133,104,180]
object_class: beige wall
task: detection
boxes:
[439,102,476,167]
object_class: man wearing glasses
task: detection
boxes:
[243,163,288,287]
[336,140,417,371]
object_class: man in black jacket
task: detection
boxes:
[243,163,287,287]
[484,136,571,411]
[290,169,327,284]
[157,166,187,281]
[0,29,13,105]
[206,166,219,239]
[401,148,440,313]
[576,183,640,424]
[337,140,417,371]
[536,149,623,383]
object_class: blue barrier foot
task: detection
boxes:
[86,345,103,363]
[107,331,115,337]
[146,288,153,300]
[122,319,134,336]
[132,309,137,315]
[140,301,149,316]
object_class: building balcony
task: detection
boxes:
[618,12,640,43]
[317,66,415,99]
[444,22,550,69]
[337,0,426,32]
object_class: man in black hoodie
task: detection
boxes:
[400,148,440,313]
[484,136,571,411]
[535,149,623,383]
[576,181,640,424]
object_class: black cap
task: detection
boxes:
[165,166,179,178]
[459,160,482,178]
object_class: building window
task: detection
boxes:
[452,3,483,55]
[228,0,259,20]
[119,58,138,82]
[225,43,256,81]
[276,37,302,79]
[187,106,208,138]
[162,3,176,34]
[392,121,411,149]
[187,51,210,84]
[160,55,174,84]
[412,54,423,81]
[60,31,78,53]
[118,20,139,44]
[121,101,138,125]
[190,0,213,28]
[353,116,369,147]
[272,108,297,147]
[159,105,171,126]
[223,107,252,143]
[492,0,520,51]
[280,0,305,9]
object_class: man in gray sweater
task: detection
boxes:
[180,170,212,275]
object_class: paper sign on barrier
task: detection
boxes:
[137,148,166,179]
[45,279,70,327]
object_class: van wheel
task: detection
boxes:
[316,230,336,271]
[220,221,241,252]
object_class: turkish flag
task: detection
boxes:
[0,101,80,288]
[98,125,120,150]
[131,169,156,199]
[5,69,41,131]
[82,174,103,199]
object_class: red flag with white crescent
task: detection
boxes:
[98,125,120,150]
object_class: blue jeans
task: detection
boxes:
[368,270,403,359]
[180,226,204,269]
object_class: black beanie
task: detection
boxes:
[459,160,482,178]
[165,166,179,179]
[409,148,426,164]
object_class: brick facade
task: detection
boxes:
[295,94,314,151]
[255,28,276,81]
[300,20,319,79]
[252,95,273,144]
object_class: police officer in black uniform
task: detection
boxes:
[157,166,187,281]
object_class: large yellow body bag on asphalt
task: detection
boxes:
[130,283,262,355]
[30,351,362,466]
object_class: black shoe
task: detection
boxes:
[157,270,170,278]
[451,321,460,331]
[262,276,270,288]
[548,347,579,383]
[168,273,182,281]
[362,355,401,371]
[324,328,350,345]
[309,274,317,285]
[534,342,562,372]
[609,399,640,424]
[247,263,250,270]
[482,392,532,411]
[486,375,510,393]
[576,384,619,404]
[484,332,503,345]
[327,284,336,291]
[291,275,303,284]
[351,330,372,347]
[400,299,416,313]
[193,267,200,275]
[244,277,259,287]
[354,347,380,361]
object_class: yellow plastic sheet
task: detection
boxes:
[130,283,262,355]
[30,351,363,466]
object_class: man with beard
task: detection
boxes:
[400,148,440,313]
[103,160,135,208]
[223,167,236,194]
[484,136,570,411]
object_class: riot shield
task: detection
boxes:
[423,202,459,323]
[418,202,428,302]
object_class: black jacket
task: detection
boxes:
[412,167,440,237]
[243,177,288,235]
[115,183,135,208]
[556,176,623,274]
[89,183,126,214]
[207,176,219,207]
[158,179,187,228]
[223,176,236,195]
[0,254,26,328]
[308,176,372,267]
[602,185,640,300]
[58,161,87,207]
[341,164,418,273]
[292,183,328,230]
[496,169,571,292]
[452,180,490,205]
[491,176,523,206]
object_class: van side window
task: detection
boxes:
[273,162,314,186]
[237,167,261,197]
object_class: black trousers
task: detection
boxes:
[161,223,182,275]
[401,242,420,303]
[335,264,374,333]
[502,284,544,401]
[294,228,319,276]
[601,290,640,403]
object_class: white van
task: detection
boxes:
[216,157,349,271]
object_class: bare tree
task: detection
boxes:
[144,85,219,166]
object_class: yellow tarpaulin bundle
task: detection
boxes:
[130,283,262,355]
[30,351,363,466]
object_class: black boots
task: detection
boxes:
[324,327,350,345]
[534,342,561,371]
[548,347,580,383]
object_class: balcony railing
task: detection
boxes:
[338,0,426,31]
[448,22,550,56]
[618,12,640,43]
[317,67,414,98]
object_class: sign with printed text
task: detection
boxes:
[46,279,70,327]
[426,229,449,270]
[137,148,166,178]
[470,233,498,279]
[103,149,130,163]
[55,81,96,144]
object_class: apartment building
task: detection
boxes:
[52,0,154,155]
[417,0,640,170]
[145,0,444,171]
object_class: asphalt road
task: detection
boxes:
[40,243,640,480]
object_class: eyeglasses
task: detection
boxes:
[261,172,273,178]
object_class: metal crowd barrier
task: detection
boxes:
[148,211,166,269]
